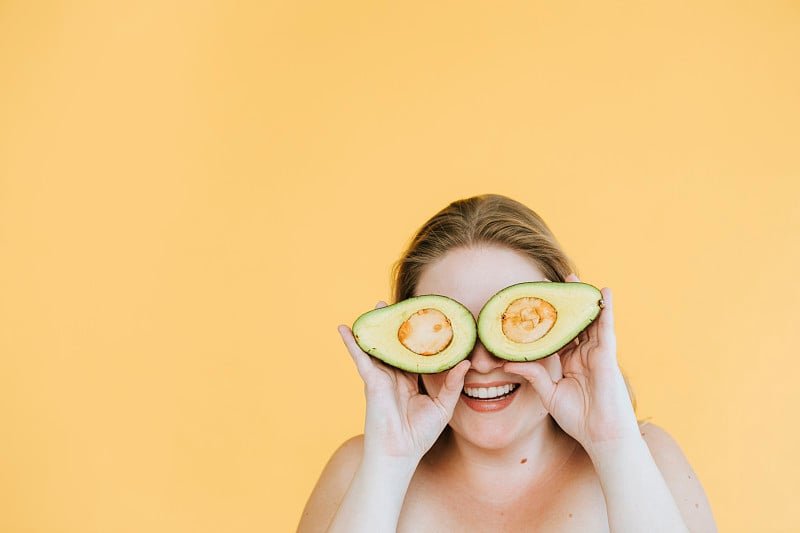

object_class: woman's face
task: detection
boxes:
[416,245,563,449]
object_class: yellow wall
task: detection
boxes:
[1,2,798,531]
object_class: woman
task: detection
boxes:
[298,194,717,532]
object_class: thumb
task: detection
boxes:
[433,360,471,416]
[503,361,557,408]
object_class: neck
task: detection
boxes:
[426,417,578,500]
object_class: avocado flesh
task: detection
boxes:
[352,295,477,373]
[477,282,603,361]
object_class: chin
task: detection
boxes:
[467,427,522,450]
[450,407,547,451]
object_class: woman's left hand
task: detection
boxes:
[503,274,641,453]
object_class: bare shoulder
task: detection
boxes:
[296,435,364,533]
[639,422,703,481]
[640,422,718,533]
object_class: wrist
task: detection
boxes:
[362,430,430,465]
[584,429,648,470]
[360,450,420,472]
[578,395,642,458]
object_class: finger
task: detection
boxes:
[573,284,607,345]
[338,324,379,380]
[375,301,388,309]
[503,361,557,408]
[565,272,580,282]
[434,360,471,415]
[597,287,615,345]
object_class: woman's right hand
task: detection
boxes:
[338,303,470,463]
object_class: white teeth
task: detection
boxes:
[463,383,517,399]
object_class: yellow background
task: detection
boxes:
[1,1,798,532]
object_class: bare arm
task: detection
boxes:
[297,321,469,533]
[587,434,686,532]
[586,423,716,533]
[296,435,363,533]
[297,434,420,533]
[642,424,718,532]
[506,280,716,532]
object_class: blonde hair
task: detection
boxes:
[392,194,574,303]
[391,194,637,412]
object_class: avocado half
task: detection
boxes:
[477,282,603,361]
[352,295,477,373]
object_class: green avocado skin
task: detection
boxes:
[351,294,477,374]
[477,281,603,362]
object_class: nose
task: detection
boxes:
[468,340,504,373]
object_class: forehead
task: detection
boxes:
[413,245,549,317]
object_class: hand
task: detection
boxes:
[503,275,640,453]
[338,302,471,462]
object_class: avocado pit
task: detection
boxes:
[501,297,557,343]
[397,308,454,356]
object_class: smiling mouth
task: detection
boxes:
[462,383,520,400]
